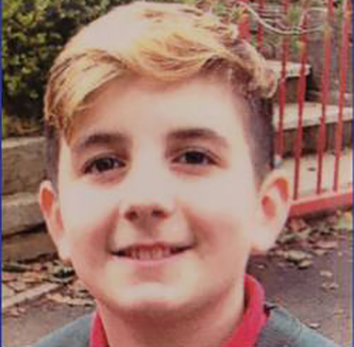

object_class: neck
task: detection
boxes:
[97,283,245,347]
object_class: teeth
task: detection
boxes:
[162,248,171,258]
[152,248,162,259]
[141,250,150,260]
[123,246,176,260]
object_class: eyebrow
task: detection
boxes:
[72,132,130,154]
[167,128,229,148]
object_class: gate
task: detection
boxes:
[233,0,353,216]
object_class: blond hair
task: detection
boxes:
[45,1,275,137]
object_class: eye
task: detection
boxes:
[174,149,216,166]
[83,156,126,175]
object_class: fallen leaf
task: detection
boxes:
[319,270,333,278]
[3,262,30,273]
[51,264,75,279]
[309,322,320,329]
[8,308,21,317]
[288,218,308,232]
[6,306,26,317]
[297,227,312,241]
[47,293,94,307]
[47,293,67,304]
[22,271,47,284]
[48,264,76,284]
[2,272,18,283]
[32,263,43,271]
[316,240,338,250]
[277,232,298,245]
[71,279,87,293]
[284,250,312,263]
[321,282,339,291]
[43,261,56,271]
[297,259,313,269]
[17,306,26,313]
[318,224,334,235]
[273,249,286,257]
[313,249,327,256]
[8,280,28,292]
[70,279,92,299]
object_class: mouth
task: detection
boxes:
[113,243,192,261]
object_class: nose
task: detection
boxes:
[121,196,175,228]
[124,204,170,223]
[119,162,175,226]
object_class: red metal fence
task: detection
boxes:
[237,0,352,216]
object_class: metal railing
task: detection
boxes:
[237,0,353,215]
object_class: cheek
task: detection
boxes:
[184,192,253,283]
[179,169,259,271]
[183,178,256,240]
[59,183,119,247]
[181,171,257,222]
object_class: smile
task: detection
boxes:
[114,244,191,261]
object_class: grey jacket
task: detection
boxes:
[32,304,342,347]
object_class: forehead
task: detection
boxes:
[68,77,250,147]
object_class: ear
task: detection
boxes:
[251,170,291,254]
[38,180,71,264]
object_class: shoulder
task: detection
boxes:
[31,314,92,347]
[256,304,342,347]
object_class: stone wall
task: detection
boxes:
[2,137,56,261]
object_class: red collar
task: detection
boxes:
[90,274,266,347]
[90,309,107,347]
[222,274,267,347]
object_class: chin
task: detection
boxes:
[113,283,191,317]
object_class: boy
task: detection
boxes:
[36,2,340,346]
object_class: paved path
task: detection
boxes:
[248,229,352,347]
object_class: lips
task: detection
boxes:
[114,243,190,261]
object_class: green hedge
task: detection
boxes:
[3,0,135,123]
[3,0,195,125]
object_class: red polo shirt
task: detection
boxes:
[90,274,267,347]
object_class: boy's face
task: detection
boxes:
[40,77,289,316]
